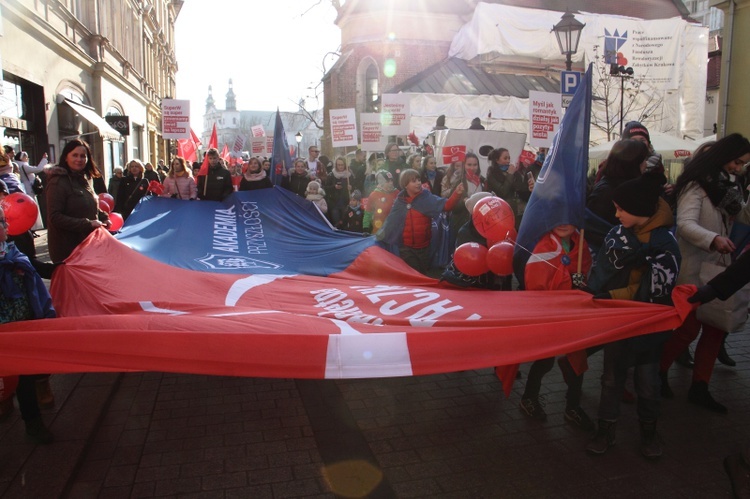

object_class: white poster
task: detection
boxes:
[360,113,386,152]
[329,108,358,148]
[161,99,191,139]
[250,137,266,157]
[528,91,562,149]
[251,125,265,137]
[232,134,246,154]
[381,94,410,136]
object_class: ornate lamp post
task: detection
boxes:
[552,11,585,71]
[295,132,303,159]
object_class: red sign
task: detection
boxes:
[442,145,467,165]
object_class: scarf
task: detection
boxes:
[702,171,743,217]
[332,168,351,179]
[244,169,267,182]
[426,170,436,182]
[465,169,481,186]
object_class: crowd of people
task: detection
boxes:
[3,125,750,495]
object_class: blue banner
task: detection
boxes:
[116,188,374,276]
[270,109,292,186]
[514,64,593,286]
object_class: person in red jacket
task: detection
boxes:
[377,169,464,274]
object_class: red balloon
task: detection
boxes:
[0,192,39,236]
[148,181,164,195]
[99,193,115,211]
[472,197,515,241]
[487,241,515,276]
[488,227,517,247]
[453,242,489,276]
[108,212,124,231]
[98,199,112,213]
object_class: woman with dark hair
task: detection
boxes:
[486,147,528,229]
[46,139,110,263]
[115,159,149,219]
[659,133,750,413]
[238,157,273,191]
[419,155,444,196]
[585,140,651,250]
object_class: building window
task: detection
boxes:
[365,64,380,112]
[132,124,143,160]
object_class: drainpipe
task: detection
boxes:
[719,0,735,137]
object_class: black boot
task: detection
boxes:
[660,371,673,399]
[25,416,54,445]
[639,419,662,460]
[675,348,695,369]
[688,381,727,414]
[718,333,736,367]
[586,419,616,455]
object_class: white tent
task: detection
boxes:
[588,132,712,161]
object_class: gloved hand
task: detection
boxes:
[571,272,586,289]
[688,285,718,304]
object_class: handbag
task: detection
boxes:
[696,256,750,332]
[21,166,43,195]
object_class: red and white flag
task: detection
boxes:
[197,123,218,177]
[220,144,230,162]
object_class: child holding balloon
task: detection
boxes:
[515,224,592,424]
[377,169,464,274]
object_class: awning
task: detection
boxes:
[60,98,123,141]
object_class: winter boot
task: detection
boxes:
[675,348,695,369]
[586,419,616,455]
[688,381,727,414]
[25,416,53,445]
[639,419,662,460]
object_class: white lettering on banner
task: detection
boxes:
[212,207,239,253]
[240,201,268,254]
[311,288,383,325]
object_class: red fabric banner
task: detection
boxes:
[0,230,694,378]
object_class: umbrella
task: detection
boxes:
[589,132,711,161]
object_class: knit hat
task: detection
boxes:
[376,170,393,186]
[465,191,492,213]
[622,121,650,143]
[306,180,321,193]
[351,189,362,201]
[0,179,8,195]
[612,172,662,217]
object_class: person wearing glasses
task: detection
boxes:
[306,146,327,182]
[659,133,750,414]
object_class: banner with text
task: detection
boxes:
[251,125,265,137]
[381,94,410,136]
[528,91,562,149]
[250,137,266,157]
[330,108,359,148]
[360,113,387,152]
[161,99,191,139]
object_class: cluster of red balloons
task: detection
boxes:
[453,196,517,277]
[148,180,164,196]
[96,193,124,231]
[0,193,39,235]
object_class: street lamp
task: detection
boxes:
[295,132,303,159]
[610,64,635,137]
[552,11,585,71]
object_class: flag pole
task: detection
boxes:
[577,229,585,273]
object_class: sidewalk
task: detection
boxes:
[1,230,744,497]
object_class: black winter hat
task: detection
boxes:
[622,121,650,143]
[612,172,663,217]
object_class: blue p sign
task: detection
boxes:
[561,71,581,95]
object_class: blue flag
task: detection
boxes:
[270,109,292,186]
[513,64,593,286]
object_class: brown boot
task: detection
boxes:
[35,376,55,409]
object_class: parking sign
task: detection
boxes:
[561,71,581,95]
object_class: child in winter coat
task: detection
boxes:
[363,170,398,234]
[341,190,364,233]
[377,169,464,274]
[585,171,681,460]
[305,180,328,214]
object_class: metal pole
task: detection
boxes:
[566,53,572,72]
[619,75,625,137]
